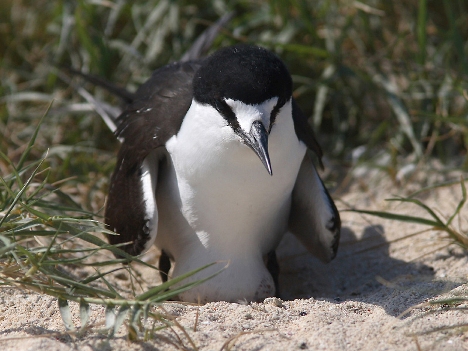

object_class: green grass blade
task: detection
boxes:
[446,178,466,227]
[443,0,468,75]
[347,209,440,227]
[0,236,18,256]
[417,0,427,65]
[0,156,48,227]
[44,273,118,298]
[407,177,468,198]
[92,269,123,300]
[80,268,125,285]
[386,197,445,226]
[135,262,220,301]
[14,103,51,175]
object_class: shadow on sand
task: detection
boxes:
[278,225,462,316]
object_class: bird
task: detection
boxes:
[104,44,341,303]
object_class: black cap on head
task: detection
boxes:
[193,45,292,106]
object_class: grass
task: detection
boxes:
[348,176,468,249]
[1,0,468,348]
[0,111,223,345]
[344,173,467,350]
[2,0,467,170]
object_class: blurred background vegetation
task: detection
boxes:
[0,1,467,339]
[1,0,467,212]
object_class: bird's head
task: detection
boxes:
[193,45,293,176]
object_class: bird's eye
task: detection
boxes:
[212,98,243,134]
[213,99,236,121]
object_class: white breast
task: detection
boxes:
[154,99,306,302]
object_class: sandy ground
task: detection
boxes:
[1,162,468,350]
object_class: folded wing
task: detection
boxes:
[289,100,340,262]
[105,62,200,256]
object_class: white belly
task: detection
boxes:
[154,100,306,302]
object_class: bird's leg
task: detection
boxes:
[159,250,171,282]
[266,250,280,297]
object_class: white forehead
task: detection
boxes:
[224,97,278,132]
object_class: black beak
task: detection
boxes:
[243,120,273,176]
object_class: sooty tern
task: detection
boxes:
[104,45,341,303]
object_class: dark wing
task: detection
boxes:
[291,99,323,168]
[288,100,340,262]
[105,61,201,256]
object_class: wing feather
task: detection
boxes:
[105,61,201,256]
[289,101,340,262]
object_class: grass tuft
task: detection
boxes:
[0,108,221,343]
[1,0,468,347]
[347,177,468,250]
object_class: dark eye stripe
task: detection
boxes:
[212,98,287,137]
[268,98,287,133]
[212,98,242,135]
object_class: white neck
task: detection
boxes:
[155,98,306,302]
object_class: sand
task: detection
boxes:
[1,163,468,350]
